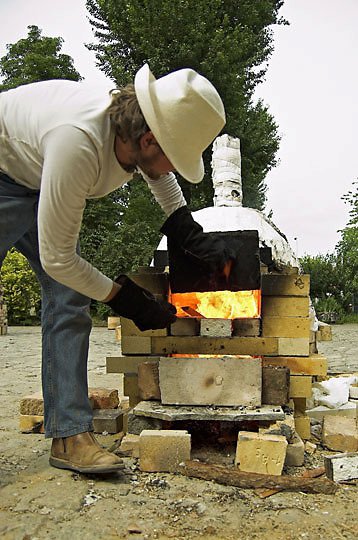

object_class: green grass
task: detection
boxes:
[91,315,108,327]
[338,313,358,324]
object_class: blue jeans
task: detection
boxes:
[0,171,93,438]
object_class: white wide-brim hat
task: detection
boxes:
[134,64,226,183]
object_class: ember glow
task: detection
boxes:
[169,289,261,319]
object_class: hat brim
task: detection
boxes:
[134,64,204,183]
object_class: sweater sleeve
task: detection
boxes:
[140,170,187,216]
[38,125,114,301]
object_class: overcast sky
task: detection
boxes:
[1,0,357,257]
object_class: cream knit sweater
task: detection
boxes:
[0,80,185,300]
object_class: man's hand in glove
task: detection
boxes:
[161,205,235,274]
[105,275,176,331]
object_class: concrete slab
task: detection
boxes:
[133,400,285,422]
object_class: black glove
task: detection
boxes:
[105,275,177,331]
[161,206,235,273]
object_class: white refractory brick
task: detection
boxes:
[306,402,357,421]
[159,356,262,406]
[235,431,288,475]
[139,430,191,472]
[324,452,358,482]
[199,318,233,337]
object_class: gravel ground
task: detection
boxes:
[0,324,357,540]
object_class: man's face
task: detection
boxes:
[134,140,175,179]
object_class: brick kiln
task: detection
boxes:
[107,135,328,472]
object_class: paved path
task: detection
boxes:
[0,325,123,397]
[318,323,358,373]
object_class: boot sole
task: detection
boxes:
[49,456,125,474]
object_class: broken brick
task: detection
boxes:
[88,388,119,409]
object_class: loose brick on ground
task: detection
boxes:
[325,452,358,482]
[20,391,44,415]
[235,431,287,475]
[19,414,44,433]
[88,388,119,409]
[322,415,358,452]
[139,430,191,472]
[93,409,125,434]
[285,433,304,466]
[120,434,140,457]
[20,388,119,415]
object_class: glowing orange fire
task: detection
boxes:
[169,289,261,319]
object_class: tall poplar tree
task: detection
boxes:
[86,0,286,210]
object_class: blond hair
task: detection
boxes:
[107,84,149,149]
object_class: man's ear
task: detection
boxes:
[139,131,157,150]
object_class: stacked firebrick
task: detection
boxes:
[19,388,128,435]
[106,266,332,476]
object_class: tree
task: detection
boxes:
[81,176,164,278]
[335,181,358,310]
[341,180,358,226]
[0,25,82,91]
[86,0,286,210]
[1,249,41,324]
[300,181,358,314]
[300,253,340,300]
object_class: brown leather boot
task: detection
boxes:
[49,431,124,474]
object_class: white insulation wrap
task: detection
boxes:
[211,134,243,207]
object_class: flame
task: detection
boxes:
[170,289,261,319]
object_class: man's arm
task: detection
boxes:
[39,125,114,301]
[39,126,176,330]
[141,170,187,216]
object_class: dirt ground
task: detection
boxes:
[0,324,357,540]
